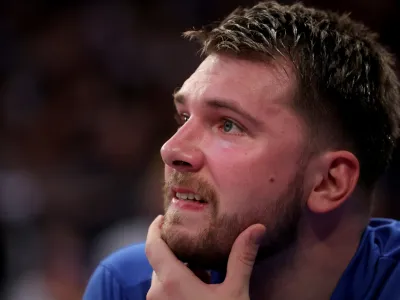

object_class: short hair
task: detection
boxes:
[184,1,400,189]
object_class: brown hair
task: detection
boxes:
[184,1,400,188]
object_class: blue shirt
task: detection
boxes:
[83,218,400,300]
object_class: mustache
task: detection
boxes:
[163,171,217,204]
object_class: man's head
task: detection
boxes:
[160,1,400,269]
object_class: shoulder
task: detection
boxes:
[368,218,400,261]
[100,242,153,284]
[339,218,400,299]
[83,243,152,300]
[364,219,400,299]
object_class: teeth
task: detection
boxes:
[176,192,187,200]
[176,192,203,201]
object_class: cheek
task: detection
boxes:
[206,139,254,175]
[205,138,301,212]
[205,140,273,204]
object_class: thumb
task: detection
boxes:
[224,224,266,294]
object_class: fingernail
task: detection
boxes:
[156,215,164,227]
[251,228,265,245]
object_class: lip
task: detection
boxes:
[171,197,208,211]
[171,186,208,203]
[169,186,209,210]
[172,186,197,194]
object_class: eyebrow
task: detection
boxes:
[173,92,261,127]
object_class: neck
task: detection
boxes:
[249,205,369,300]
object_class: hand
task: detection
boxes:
[145,215,266,300]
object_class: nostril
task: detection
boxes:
[173,160,192,167]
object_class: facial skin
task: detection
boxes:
[160,53,312,270]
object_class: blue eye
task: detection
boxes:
[223,120,234,132]
[221,119,243,134]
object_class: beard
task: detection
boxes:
[161,170,305,271]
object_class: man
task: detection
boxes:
[84,1,400,299]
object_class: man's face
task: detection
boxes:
[160,54,308,270]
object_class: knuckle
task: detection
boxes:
[238,249,256,268]
[228,289,244,299]
[147,281,164,300]
[145,240,155,260]
[147,275,180,300]
[146,289,157,300]
[162,275,180,295]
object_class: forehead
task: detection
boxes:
[179,53,297,110]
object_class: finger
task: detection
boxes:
[148,271,172,300]
[145,215,184,281]
[224,224,266,294]
[145,215,200,294]
[151,270,158,286]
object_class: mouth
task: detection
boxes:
[172,187,208,203]
[170,187,208,211]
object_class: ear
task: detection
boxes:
[307,151,359,214]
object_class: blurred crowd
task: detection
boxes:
[0,0,399,299]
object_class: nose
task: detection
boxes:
[160,122,204,173]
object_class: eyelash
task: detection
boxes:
[174,112,189,127]
[174,113,245,135]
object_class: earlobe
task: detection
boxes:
[307,151,360,214]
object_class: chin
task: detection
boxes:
[160,218,237,271]
[161,216,207,246]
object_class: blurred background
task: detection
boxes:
[0,0,399,299]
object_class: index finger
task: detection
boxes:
[145,215,191,283]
